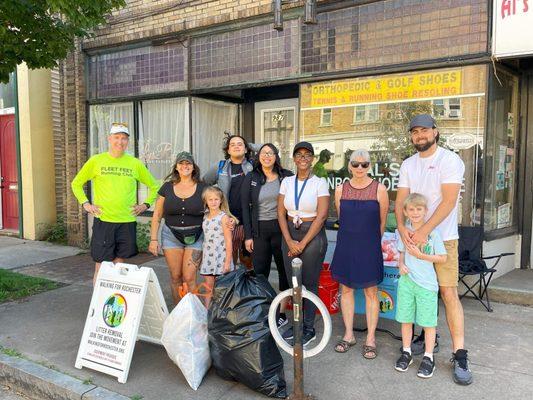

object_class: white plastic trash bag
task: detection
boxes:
[161,293,211,390]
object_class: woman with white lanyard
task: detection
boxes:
[278,141,330,346]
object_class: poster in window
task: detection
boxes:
[507,112,514,137]
[498,145,507,172]
[497,203,511,229]
[496,171,506,191]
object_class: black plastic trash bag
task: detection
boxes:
[208,268,287,398]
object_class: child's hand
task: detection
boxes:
[223,261,231,274]
[406,243,424,258]
[399,262,409,275]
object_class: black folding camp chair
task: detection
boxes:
[458,226,514,312]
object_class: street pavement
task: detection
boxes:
[1,237,533,400]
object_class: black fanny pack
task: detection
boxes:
[166,224,203,245]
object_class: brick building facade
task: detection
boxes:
[55,0,531,271]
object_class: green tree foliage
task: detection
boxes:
[371,101,448,163]
[0,0,125,83]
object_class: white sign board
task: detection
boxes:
[448,133,478,150]
[75,262,169,383]
[493,0,533,58]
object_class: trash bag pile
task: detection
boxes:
[208,268,287,398]
[161,293,211,390]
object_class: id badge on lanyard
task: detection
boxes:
[293,176,309,229]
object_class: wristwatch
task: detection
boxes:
[143,202,151,210]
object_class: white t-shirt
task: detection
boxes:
[279,175,330,218]
[398,147,465,241]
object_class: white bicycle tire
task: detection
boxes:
[268,287,332,358]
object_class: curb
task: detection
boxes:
[0,353,129,400]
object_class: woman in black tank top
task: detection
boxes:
[149,152,206,304]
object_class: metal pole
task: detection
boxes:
[272,0,284,31]
[288,258,315,400]
[290,257,304,399]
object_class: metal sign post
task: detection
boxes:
[268,258,332,400]
[289,258,315,400]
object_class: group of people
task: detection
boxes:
[71,112,472,388]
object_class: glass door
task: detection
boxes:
[255,99,298,170]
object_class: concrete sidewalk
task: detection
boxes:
[1,238,533,400]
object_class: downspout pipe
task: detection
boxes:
[13,69,24,238]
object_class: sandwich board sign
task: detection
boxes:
[75,262,169,383]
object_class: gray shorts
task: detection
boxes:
[161,224,204,251]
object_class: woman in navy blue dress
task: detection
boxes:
[331,149,389,359]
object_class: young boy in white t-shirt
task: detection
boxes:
[395,193,447,378]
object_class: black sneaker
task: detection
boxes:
[395,351,413,372]
[277,313,288,329]
[302,327,316,347]
[410,333,440,356]
[417,356,436,378]
[451,349,473,385]
[282,326,293,341]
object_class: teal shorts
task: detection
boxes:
[395,274,438,328]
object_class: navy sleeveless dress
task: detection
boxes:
[331,180,384,289]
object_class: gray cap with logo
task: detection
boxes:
[409,114,437,131]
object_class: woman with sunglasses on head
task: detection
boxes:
[278,142,330,347]
[241,143,294,328]
[330,149,389,359]
[148,152,206,304]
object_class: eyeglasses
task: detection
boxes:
[260,151,275,157]
[350,161,370,169]
[294,153,313,160]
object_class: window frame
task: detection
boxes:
[320,107,333,126]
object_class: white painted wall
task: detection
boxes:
[482,234,521,279]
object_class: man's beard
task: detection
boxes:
[413,137,436,152]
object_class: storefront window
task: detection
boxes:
[483,69,519,231]
[300,65,487,228]
[0,72,16,109]
[191,98,239,173]
[89,103,134,156]
[138,97,190,204]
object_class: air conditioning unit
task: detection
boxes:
[448,109,461,118]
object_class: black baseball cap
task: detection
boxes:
[409,114,437,131]
[293,141,314,156]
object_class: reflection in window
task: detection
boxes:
[433,98,462,118]
[354,104,379,123]
[320,108,332,126]
[300,66,487,228]
[484,69,519,231]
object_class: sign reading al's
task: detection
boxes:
[493,0,533,58]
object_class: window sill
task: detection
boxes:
[352,121,378,125]
[483,225,518,241]
[319,123,332,127]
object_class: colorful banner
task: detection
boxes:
[309,70,462,108]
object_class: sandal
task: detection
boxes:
[362,345,378,359]
[334,338,357,353]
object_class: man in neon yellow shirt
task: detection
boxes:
[71,123,159,283]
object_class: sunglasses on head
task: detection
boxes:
[350,161,370,169]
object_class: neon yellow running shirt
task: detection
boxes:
[71,152,159,223]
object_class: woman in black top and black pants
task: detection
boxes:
[241,143,293,327]
[149,152,206,304]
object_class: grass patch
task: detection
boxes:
[0,346,22,358]
[0,270,60,303]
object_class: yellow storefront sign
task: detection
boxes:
[310,70,462,108]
